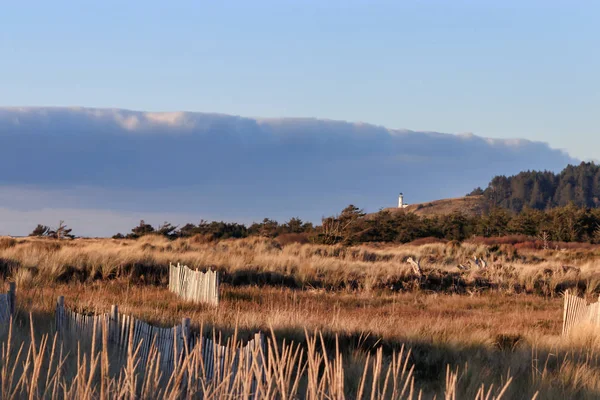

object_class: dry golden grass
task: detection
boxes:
[5,282,600,398]
[2,236,600,398]
[0,235,597,295]
[4,281,597,398]
[0,318,421,399]
[13,283,561,344]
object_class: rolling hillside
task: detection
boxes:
[382,195,489,217]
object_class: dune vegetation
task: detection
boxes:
[1,235,598,295]
[2,235,600,398]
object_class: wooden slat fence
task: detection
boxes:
[55,298,185,373]
[0,283,16,324]
[562,290,600,335]
[169,262,219,306]
[55,297,264,382]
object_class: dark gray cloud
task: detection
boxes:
[0,107,576,236]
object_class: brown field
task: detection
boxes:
[2,235,600,398]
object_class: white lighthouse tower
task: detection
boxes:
[398,193,408,208]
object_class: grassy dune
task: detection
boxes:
[1,235,598,295]
[2,236,600,398]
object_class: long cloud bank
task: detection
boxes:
[0,107,576,236]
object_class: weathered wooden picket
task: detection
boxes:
[55,297,264,381]
[562,290,600,335]
[169,262,219,306]
[0,283,16,324]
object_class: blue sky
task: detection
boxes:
[1,1,598,160]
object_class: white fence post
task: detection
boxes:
[56,296,65,332]
[562,289,569,335]
[182,317,191,349]
[110,304,118,342]
[8,282,15,316]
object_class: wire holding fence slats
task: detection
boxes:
[562,290,600,335]
[169,262,219,306]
